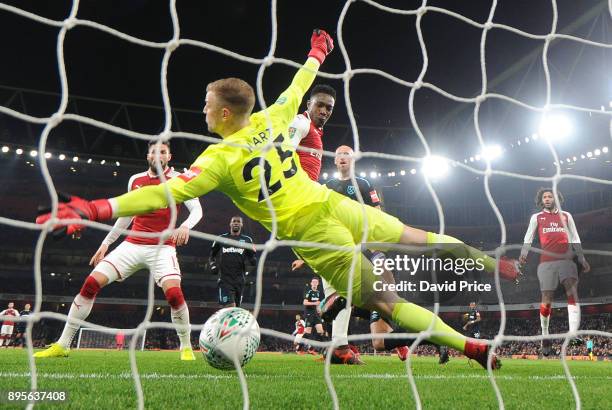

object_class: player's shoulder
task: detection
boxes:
[128,171,149,187]
[325,178,339,187]
[240,234,254,243]
[355,177,372,188]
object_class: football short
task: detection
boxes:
[537,260,578,291]
[468,329,481,339]
[218,282,243,306]
[304,312,322,328]
[1,325,14,335]
[294,191,404,307]
[294,333,304,344]
[95,241,181,288]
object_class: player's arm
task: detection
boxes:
[263,30,333,130]
[565,212,590,272]
[473,311,481,324]
[360,179,382,210]
[36,146,225,236]
[171,197,203,246]
[209,238,221,275]
[519,213,538,264]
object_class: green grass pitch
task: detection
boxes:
[0,349,610,409]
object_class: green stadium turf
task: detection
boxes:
[0,349,610,409]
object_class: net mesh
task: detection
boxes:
[0,0,611,409]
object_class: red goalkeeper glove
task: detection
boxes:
[308,29,334,64]
[36,193,113,238]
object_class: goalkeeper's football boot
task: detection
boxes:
[319,292,347,323]
[180,347,196,361]
[499,257,523,284]
[33,343,69,358]
[438,345,450,365]
[396,346,409,362]
[464,340,501,370]
[541,339,552,357]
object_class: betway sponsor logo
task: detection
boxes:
[222,247,245,254]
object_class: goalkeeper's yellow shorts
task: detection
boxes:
[294,191,404,307]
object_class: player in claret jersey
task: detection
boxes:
[0,302,19,347]
[37,29,524,370]
[520,188,590,356]
[35,141,203,360]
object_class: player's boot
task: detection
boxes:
[319,292,347,323]
[396,346,409,362]
[464,340,501,370]
[180,347,196,361]
[33,343,69,358]
[499,257,523,284]
[438,345,450,365]
[541,339,552,357]
[329,346,365,365]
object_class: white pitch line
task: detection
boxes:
[0,372,609,381]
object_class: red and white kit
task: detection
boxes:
[289,111,323,181]
[96,168,203,287]
[0,308,19,339]
[293,319,306,344]
[521,208,584,291]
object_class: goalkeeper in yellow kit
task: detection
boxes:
[37,30,521,369]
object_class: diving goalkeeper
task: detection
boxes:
[37,29,520,369]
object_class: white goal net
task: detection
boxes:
[0,1,611,410]
[76,328,146,351]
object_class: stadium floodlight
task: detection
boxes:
[410,168,417,174]
[100,159,106,165]
[572,156,577,161]
[587,151,593,158]
[29,150,37,157]
[359,171,366,178]
[581,154,585,159]
[517,140,521,146]
[594,149,601,156]
[566,157,571,163]
[370,171,377,179]
[44,152,52,159]
[115,161,120,167]
[480,144,503,161]
[1,146,8,153]
[474,154,481,161]
[87,158,92,163]
[532,133,539,140]
[15,148,23,155]
[333,172,339,178]
[524,137,530,143]
[603,146,609,153]
[469,157,474,162]
[400,170,406,176]
[421,155,449,180]
[322,172,328,179]
[72,156,79,162]
[59,154,66,160]
[538,114,572,140]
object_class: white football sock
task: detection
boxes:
[58,294,95,349]
[567,304,580,333]
[332,306,351,347]
[540,314,550,336]
[171,303,191,349]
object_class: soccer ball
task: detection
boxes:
[199,307,261,370]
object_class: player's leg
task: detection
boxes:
[218,283,236,308]
[537,261,557,355]
[150,245,194,361]
[297,196,499,369]
[560,261,580,333]
[35,242,144,357]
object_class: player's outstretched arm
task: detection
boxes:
[36,152,221,236]
[519,213,538,265]
[264,29,333,129]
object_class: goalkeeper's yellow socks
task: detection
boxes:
[391,300,465,352]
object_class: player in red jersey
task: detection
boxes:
[292,314,306,353]
[288,83,335,181]
[34,141,203,360]
[520,188,590,356]
[0,302,19,347]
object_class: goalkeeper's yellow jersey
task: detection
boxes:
[115,58,330,239]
